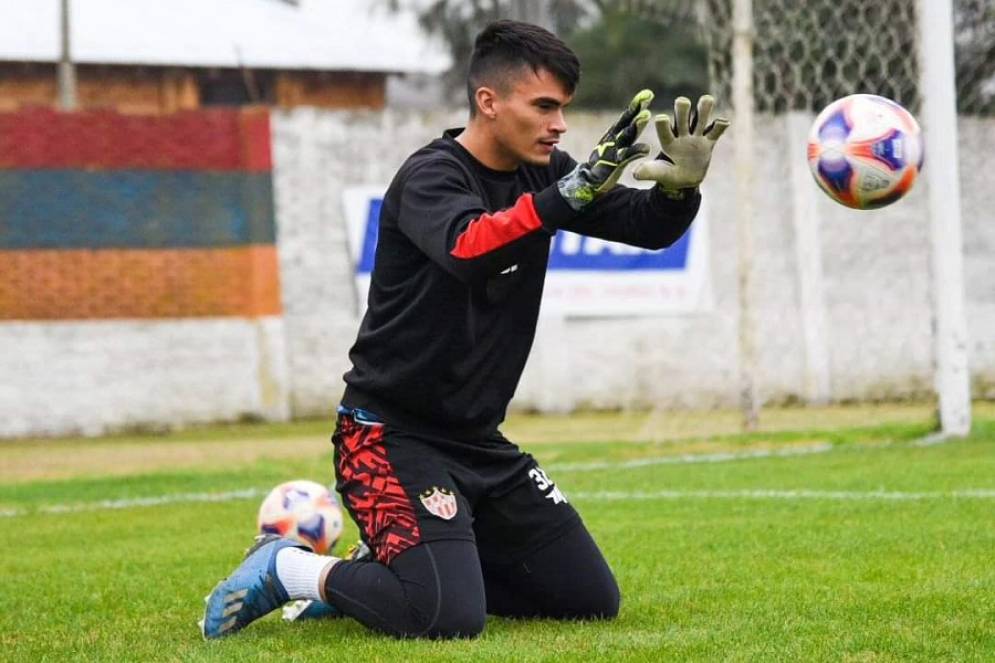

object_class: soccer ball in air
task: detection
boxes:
[257,480,344,554]
[807,94,923,210]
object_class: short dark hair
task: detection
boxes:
[466,20,581,116]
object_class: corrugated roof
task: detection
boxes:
[0,0,450,74]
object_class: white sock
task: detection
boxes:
[275,547,338,602]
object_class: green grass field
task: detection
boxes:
[1,404,994,662]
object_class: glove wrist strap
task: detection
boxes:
[657,186,696,200]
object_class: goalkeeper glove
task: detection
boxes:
[633,95,730,194]
[557,89,654,211]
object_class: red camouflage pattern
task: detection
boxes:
[335,415,421,565]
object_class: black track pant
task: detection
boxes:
[324,522,620,639]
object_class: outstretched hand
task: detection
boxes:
[557,89,654,211]
[633,95,730,193]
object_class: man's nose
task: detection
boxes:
[550,110,567,134]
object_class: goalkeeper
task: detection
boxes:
[203,19,728,640]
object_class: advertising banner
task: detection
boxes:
[343,186,712,317]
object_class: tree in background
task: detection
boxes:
[567,7,707,109]
[386,0,993,116]
[383,0,709,109]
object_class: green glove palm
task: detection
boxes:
[557,89,654,211]
[633,95,730,193]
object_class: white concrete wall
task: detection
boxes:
[1,110,990,438]
[272,109,995,417]
[271,108,465,419]
[0,317,288,437]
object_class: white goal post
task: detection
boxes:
[917,0,972,436]
[720,0,973,435]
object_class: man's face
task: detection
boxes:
[489,67,572,168]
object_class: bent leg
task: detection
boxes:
[325,539,486,639]
[329,413,485,637]
[470,451,619,620]
[482,522,620,620]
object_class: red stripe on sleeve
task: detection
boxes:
[450,193,543,259]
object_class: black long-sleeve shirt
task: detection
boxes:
[342,129,701,440]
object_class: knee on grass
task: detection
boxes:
[418,603,486,639]
[384,590,485,639]
[551,575,621,621]
[359,570,486,639]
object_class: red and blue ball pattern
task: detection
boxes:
[807,94,923,210]
[257,480,344,554]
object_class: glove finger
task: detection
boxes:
[706,117,731,142]
[633,159,673,181]
[600,108,629,144]
[629,88,655,112]
[614,123,637,148]
[608,90,654,139]
[653,113,676,148]
[605,113,633,144]
[694,95,715,136]
[674,97,692,137]
[618,142,652,164]
[634,108,651,134]
[615,109,652,146]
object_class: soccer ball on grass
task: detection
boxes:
[807,94,923,210]
[257,480,344,554]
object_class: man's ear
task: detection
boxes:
[474,86,498,120]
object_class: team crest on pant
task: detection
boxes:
[419,487,458,520]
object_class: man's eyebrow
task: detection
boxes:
[532,96,565,106]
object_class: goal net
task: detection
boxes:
[629,0,993,437]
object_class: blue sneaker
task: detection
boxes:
[281,598,341,622]
[281,540,372,623]
[200,534,308,639]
